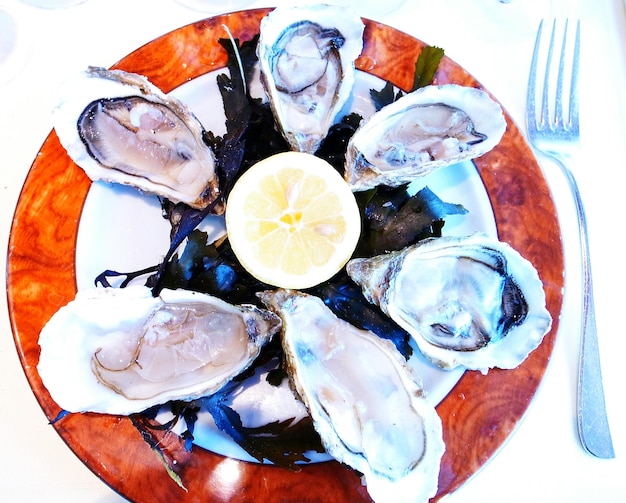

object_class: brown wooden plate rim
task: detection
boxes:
[7,8,563,502]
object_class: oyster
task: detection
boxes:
[53,66,220,210]
[345,84,507,190]
[258,289,444,503]
[37,286,281,415]
[346,234,552,372]
[257,5,364,154]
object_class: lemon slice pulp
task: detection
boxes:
[225,151,361,289]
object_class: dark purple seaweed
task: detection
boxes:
[90,37,450,474]
[312,271,414,359]
[358,185,468,256]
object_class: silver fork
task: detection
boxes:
[527,19,614,459]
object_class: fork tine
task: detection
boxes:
[540,20,556,130]
[526,19,543,131]
[555,19,581,131]
[555,19,568,128]
[569,20,581,132]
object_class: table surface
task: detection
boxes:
[1,0,625,501]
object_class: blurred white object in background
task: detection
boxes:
[19,0,89,8]
[0,4,30,86]
[445,0,554,43]
[304,0,409,20]
[173,0,256,13]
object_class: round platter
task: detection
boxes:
[7,8,563,502]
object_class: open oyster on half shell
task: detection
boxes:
[347,233,552,373]
[344,84,507,191]
[258,289,444,503]
[53,66,220,211]
[37,286,281,415]
[257,5,365,154]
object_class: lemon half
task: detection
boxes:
[225,152,361,289]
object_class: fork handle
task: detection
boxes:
[556,155,615,459]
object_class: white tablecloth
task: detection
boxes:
[1,0,625,501]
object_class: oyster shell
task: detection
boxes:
[346,233,552,372]
[344,84,507,190]
[54,66,220,210]
[37,286,281,415]
[257,5,364,153]
[258,289,444,503]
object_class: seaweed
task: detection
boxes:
[91,33,451,476]
[358,185,468,256]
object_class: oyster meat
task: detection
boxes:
[54,66,220,210]
[38,286,281,415]
[347,233,552,372]
[257,5,364,154]
[258,289,444,503]
[345,84,507,190]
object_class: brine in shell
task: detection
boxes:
[344,84,507,191]
[37,286,281,415]
[257,4,365,154]
[346,233,552,373]
[258,289,444,503]
[53,66,220,210]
